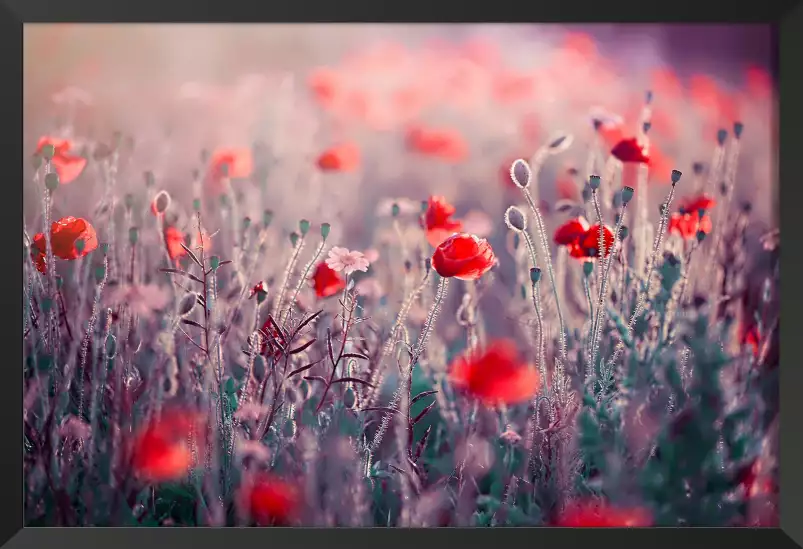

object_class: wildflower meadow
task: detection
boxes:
[22,24,780,527]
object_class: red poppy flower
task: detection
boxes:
[308,67,341,108]
[668,212,713,240]
[312,262,347,298]
[611,137,650,164]
[130,409,207,483]
[554,217,590,247]
[406,126,468,163]
[493,71,536,104]
[739,321,761,360]
[250,281,269,299]
[555,500,652,527]
[745,65,773,101]
[577,224,615,259]
[650,67,684,103]
[432,233,495,281]
[448,339,539,406]
[209,148,253,182]
[316,142,361,172]
[259,315,288,360]
[164,226,187,262]
[422,195,464,248]
[36,136,87,184]
[243,473,301,526]
[679,194,716,214]
[30,216,98,273]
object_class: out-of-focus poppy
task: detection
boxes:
[311,262,347,299]
[164,226,187,263]
[650,67,684,103]
[554,217,590,247]
[555,499,652,527]
[208,148,254,193]
[577,224,615,259]
[308,67,342,109]
[316,142,361,172]
[36,137,87,185]
[678,194,716,214]
[611,137,650,164]
[130,409,207,483]
[668,212,712,240]
[421,196,464,248]
[432,233,495,281]
[30,216,98,273]
[242,473,301,526]
[493,71,536,104]
[406,126,468,163]
[739,320,761,360]
[448,339,539,406]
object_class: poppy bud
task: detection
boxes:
[716,129,728,146]
[178,292,198,317]
[733,121,744,139]
[31,154,43,170]
[589,175,601,190]
[404,260,413,273]
[420,200,428,213]
[105,334,118,359]
[642,121,652,134]
[40,297,53,312]
[209,256,221,270]
[56,276,63,289]
[343,387,357,409]
[581,185,592,203]
[219,162,230,178]
[193,199,201,212]
[529,267,542,284]
[671,170,682,185]
[144,171,155,188]
[619,225,629,240]
[101,243,110,255]
[242,217,252,231]
[510,158,531,189]
[504,206,527,232]
[424,258,432,273]
[41,144,56,160]
[645,90,653,104]
[692,162,704,175]
[129,227,139,245]
[94,264,106,281]
[219,194,230,208]
[583,261,594,278]
[299,219,310,236]
[263,210,274,227]
[289,232,299,247]
[320,223,331,239]
[696,230,707,243]
[44,172,59,191]
[621,186,634,204]
[391,203,400,217]
[151,190,171,215]
[200,149,210,164]
[520,284,527,300]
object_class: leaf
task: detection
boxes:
[362,406,403,417]
[332,377,375,388]
[414,424,432,462]
[160,268,204,285]
[342,352,370,361]
[218,260,233,267]
[326,328,336,366]
[181,318,204,329]
[288,358,323,378]
[288,338,316,355]
[411,390,438,406]
[180,244,203,268]
[304,375,328,385]
[412,401,437,425]
[296,310,323,333]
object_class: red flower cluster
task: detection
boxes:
[241,473,301,526]
[448,340,540,406]
[432,233,495,281]
[422,196,464,248]
[554,500,652,527]
[207,148,253,194]
[669,194,716,240]
[311,262,347,298]
[130,409,207,483]
[36,137,87,184]
[554,217,614,259]
[317,142,361,172]
[406,126,468,163]
[30,216,98,274]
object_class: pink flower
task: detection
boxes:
[325,247,370,275]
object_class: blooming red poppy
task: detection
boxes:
[36,137,87,184]
[668,212,713,240]
[432,233,495,281]
[250,281,269,299]
[577,224,616,259]
[316,142,361,172]
[422,195,464,248]
[164,226,187,262]
[611,137,650,164]
[555,500,652,527]
[554,217,590,247]
[679,194,716,214]
[130,409,206,483]
[209,148,254,186]
[243,473,301,526]
[30,216,98,273]
[406,126,468,163]
[312,262,347,298]
[448,339,539,406]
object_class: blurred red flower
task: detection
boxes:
[312,262,347,298]
[406,126,468,163]
[448,339,539,406]
[611,137,650,164]
[577,224,616,259]
[554,217,590,247]
[668,212,712,240]
[36,136,87,184]
[208,148,254,188]
[30,216,98,273]
[493,70,536,104]
[164,226,187,262]
[555,499,652,527]
[650,67,684,103]
[317,142,361,172]
[432,233,495,281]
[130,409,207,483]
[308,67,341,109]
[679,194,716,214]
[739,320,761,360]
[422,195,464,248]
[242,473,301,526]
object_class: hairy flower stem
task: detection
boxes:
[77,254,109,420]
[530,280,548,395]
[283,236,327,326]
[409,276,450,368]
[522,189,568,362]
[272,234,306,319]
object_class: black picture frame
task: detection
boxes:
[3,2,801,548]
